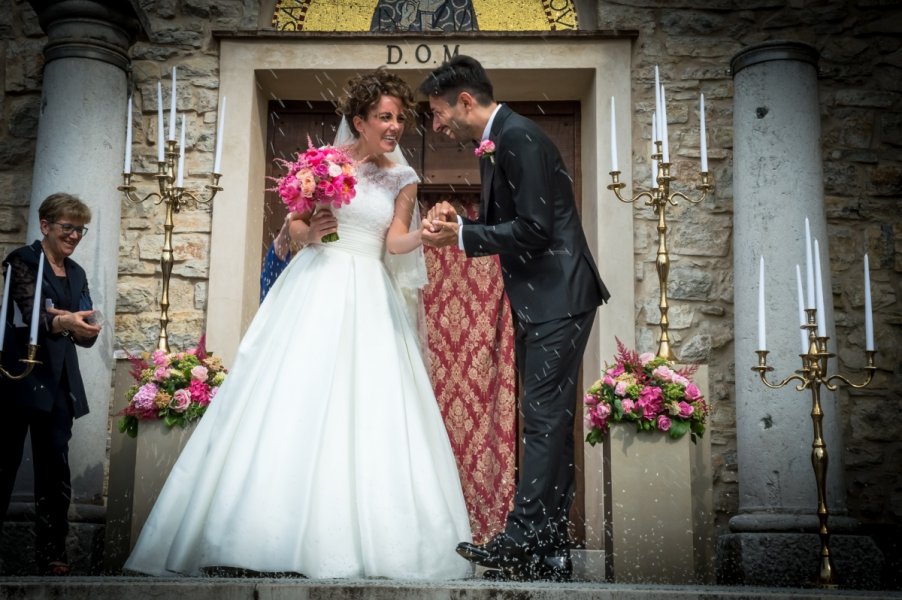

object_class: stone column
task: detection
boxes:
[12,0,142,567]
[719,40,880,588]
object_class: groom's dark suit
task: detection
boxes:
[460,104,610,554]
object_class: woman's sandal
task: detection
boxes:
[45,561,71,576]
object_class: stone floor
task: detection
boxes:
[2,577,902,600]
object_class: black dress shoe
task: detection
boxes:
[482,549,572,582]
[456,534,530,571]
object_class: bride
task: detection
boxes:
[124,69,473,580]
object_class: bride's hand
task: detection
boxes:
[307,209,337,244]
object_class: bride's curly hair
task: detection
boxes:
[337,69,416,137]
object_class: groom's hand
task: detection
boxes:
[427,201,458,225]
[421,219,459,248]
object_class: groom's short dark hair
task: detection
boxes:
[418,55,494,107]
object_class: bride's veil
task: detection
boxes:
[333,116,432,367]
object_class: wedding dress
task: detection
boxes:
[124,160,473,580]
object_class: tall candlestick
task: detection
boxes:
[0,263,10,350]
[157,80,165,163]
[609,96,618,172]
[213,97,226,174]
[168,66,177,142]
[864,254,874,351]
[123,95,133,174]
[796,264,808,354]
[700,93,708,172]
[29,251,44,345]
[650,112,657,189]
[814,239,826,337]
[660,84,670,163]
[758,256,766,351]
[654,65,662,145]
[805,218,815,309]
[176,115,186,187]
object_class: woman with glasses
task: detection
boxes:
[0,192,101,575]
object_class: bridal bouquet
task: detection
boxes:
[274,138,357,243]
[583,338,707,445]
[117,336,227,438]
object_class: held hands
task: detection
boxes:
[420,201,460,248]
[48,306,101,339]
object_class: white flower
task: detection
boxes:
[327,162,342,177]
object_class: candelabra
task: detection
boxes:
[608,141,713,360]
[0,344,39,379]
[118,139,222,353]
[752,311,876,588]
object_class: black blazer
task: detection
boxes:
[461,105,611,324]
[1,240,96,418]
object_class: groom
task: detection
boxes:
[419,55,610,581]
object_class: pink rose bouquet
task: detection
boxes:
[583,338,707,445]
[273,138,357,243]
[117,336,228,438]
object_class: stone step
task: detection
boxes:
[1,578,900,600]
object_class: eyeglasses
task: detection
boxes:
[51,222,89,237]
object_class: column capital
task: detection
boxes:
[26,0,151,70]
[730,40,819,78]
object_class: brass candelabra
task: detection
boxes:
[608,140,713,360]
[118,139,222,353]
[752,310,876,588]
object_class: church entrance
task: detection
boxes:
[262,100,586,545]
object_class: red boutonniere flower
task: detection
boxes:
[474,139,496,164]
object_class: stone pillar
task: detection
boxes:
[719,40,881,588]
[11,0,143,565]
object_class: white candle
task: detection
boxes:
[654,65,662,144]
[157,80,165,163]
[805,218,815,309]
[176,115,186,187]
[0,263,10,350]
[864,254,874,351]
[609,96,618,172]
[661,84,670,163]
[213,97,226,174]
[758,256,766,351]
[168,66,177,142]
[29,252,44,345]
[700,93,708,172]
[814,239,826,337]
[123,95,133,174]
[796,264,808,354]
[650,113,657,189]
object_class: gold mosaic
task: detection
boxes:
[272,0,578,32]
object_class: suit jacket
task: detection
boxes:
[461,105,610,324]
[1,240,96,418]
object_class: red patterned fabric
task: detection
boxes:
[422,205,517,544]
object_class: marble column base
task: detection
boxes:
[717,532,883,589]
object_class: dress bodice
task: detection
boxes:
[333,161,419,241]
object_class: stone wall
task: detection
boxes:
[1,0,899,545]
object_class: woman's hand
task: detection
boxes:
[274,212,303,259]
[48,306,101,339]
[307,208,337,244]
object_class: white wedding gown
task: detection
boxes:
[125,162,473,580]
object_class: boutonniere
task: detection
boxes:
[475,139,496,164]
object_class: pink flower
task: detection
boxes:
[637,386,664,420]
[609,364,625,378]
[685,383,702,401]
[657,415,672,431]
[153,367,171,381]
[603,374,615,387]
[132,383,159,411]
[621,398,635,414]
[474,139,496,159]
[190,365,209,382]
[151,350,169,367]
[170,389,192,413]
[652,365,674,382]
[678,401,694,418]
[189,380,212,406]
[614,380,628,397]
[638,352,656,366]
[584,393,599,406]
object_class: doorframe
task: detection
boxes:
[209,32,637,549]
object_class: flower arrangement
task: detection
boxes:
[474,139,496,164]
[583,338,707,445]
[274,138,357,243]
[117,336,227,438]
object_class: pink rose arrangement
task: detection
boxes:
[583,338,707,445]
[117,336,227,438]
[474,139,496,164]
[273,138,357,243]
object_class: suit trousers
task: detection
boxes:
[0,383,74,568]
[506,308,596,552]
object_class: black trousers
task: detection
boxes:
[0,385,74,568]
[506,309,596,552]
